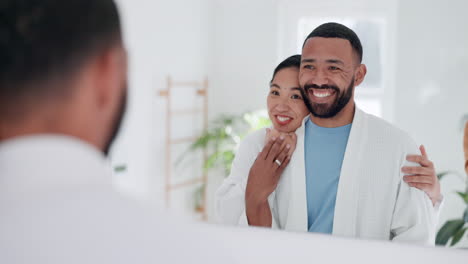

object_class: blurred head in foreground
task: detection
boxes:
[0,0,127,155]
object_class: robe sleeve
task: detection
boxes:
[215,129,280,228]
[390,140,437,245]
[432,195,444,225]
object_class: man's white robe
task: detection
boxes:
[0,135,231,263]
[216,108,436,245]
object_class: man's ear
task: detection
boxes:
[93,46,124,109]
[354,64,367,87]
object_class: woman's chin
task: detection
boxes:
[273,124,298,133]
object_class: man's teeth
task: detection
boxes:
[277,116,291,122]
[313,90,332,98]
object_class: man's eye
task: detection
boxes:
[303,65,314,70]
[291,94,302,99]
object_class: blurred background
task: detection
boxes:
[109,0,468,246]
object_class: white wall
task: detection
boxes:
[393,0,468,232]
[111,0,213,209]
[209,0,279,118]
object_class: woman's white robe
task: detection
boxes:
[216,108,436,245]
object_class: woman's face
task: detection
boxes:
[267,67,310,133]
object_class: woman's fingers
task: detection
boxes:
[274,156,291,181]
[273,144,290,171]
[407,182,432,190]
[401,166,433,175]
[260,137,276,160]
[406,155,433,168]
[403,175,434,184]
[420,145,428,158]
[265,136,285,162]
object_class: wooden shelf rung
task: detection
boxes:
[168,177,204,190]
[169,137,198,144]
[170,109,203,115]
[172,82,202,87]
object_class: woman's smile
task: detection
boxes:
[275,115,293,126]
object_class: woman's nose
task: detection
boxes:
[275,101,290,111]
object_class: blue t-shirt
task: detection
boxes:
[304,118,352,234]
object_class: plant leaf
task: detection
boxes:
[436,219,465,246]
[456,191,468,204]
[114,165,127,173]
[450,227,468,246]
[437,171,454,180]
[204,152,220,171]
[464,206,468,223]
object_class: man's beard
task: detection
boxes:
[103,88,127,156]
[303,78,354,118]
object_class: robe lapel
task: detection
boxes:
[284,117,308,232]
[332,108,368,236]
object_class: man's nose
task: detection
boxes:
[311,68,329,87]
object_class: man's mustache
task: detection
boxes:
[304,84,340,92]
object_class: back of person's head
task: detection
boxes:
[271,54,301,83]
[0,0,126,154]
[303,22,363,63]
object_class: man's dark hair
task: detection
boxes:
[0,0,122,112]
[302,22,363,63]
[271,54,301,83]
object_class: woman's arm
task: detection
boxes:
[215,129,296,227]
[215,130,265,225]
[245,137,291,227]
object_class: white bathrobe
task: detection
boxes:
[216,108,436,245]
[0,135,232,263]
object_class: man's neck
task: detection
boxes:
[0,119,100,152]
[309,102,356,128]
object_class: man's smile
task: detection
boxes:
[308,88,337,103]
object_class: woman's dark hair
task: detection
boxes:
[270,54,301,83]
[270,54,311,111]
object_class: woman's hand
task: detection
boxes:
[402,145,442,206]
[265,128,297,157]
[245,136,293,227]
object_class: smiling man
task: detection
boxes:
[296,22,436,242]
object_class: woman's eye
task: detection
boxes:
[291,94,302,99]
[329,66,340,71]
[271,91,280,96]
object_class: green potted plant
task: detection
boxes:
[181,110,271,176]
[178,110,271,212]
[436,171,468,247]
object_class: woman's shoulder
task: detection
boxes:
[243,128,267,142]
[238,128,267,152]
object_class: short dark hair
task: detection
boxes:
[0,0,122,112]
[271,54,301,83]
[302,22,363,63]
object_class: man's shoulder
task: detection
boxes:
[360,110,416,148]
[362,111,411,138]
